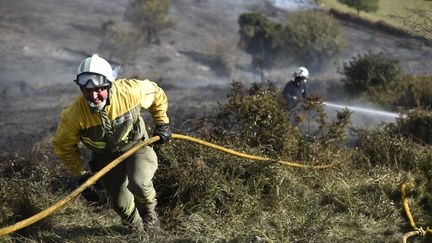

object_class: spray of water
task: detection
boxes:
[323,102,400,118]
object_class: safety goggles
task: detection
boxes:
[75,73,108,88]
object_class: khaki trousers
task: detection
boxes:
[92,145,158,225]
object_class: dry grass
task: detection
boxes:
[1,82,432,242]
[320,0,432,32]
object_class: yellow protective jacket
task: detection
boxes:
[53,79,169,177]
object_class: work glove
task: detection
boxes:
[152,124,171,144]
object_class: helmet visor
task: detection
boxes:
[76,73,108,88]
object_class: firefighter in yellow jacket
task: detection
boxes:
[53,54,171,231]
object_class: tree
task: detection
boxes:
[337,0,379,15]
[238,13,282,81]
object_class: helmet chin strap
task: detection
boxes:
[86,99,107,113]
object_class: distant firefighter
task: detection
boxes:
[282,66,309,109]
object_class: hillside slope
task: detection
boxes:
[0,0,431,151]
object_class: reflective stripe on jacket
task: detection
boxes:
[53,79,169,176]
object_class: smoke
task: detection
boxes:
[323,101,399,129]
[323,102,399,118]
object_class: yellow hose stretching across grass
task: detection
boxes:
[400,181,432,243]
[172,134,333,169]
[0,133,332,236]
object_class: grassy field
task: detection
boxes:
[319,0,432,31]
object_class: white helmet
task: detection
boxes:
[75,54,114,87]
[293,66,309,79]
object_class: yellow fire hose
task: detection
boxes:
[172,134,333,169]
[401,181,432,243]
[0,133,332,236]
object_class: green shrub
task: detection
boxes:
[295,95,352,165]
[357,123,424,169]
[238,13,282,75]
[210,81,300,158]
[281,10,347,70]
[359,74,432,110]
[341,51,402,96]
[337,0,379,15]
[156,141,287,215]
[398,75,432,109]
[365,77,405,109]
[238,11,346,75]
[398,109,432,145]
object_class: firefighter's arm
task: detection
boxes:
[53,111,85,177]
[139,79,169,125]
[137,79,170,144]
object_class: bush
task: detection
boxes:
[238,13,282,72]
[357,123,425,169]
[238,11,346,75]
[156,141,287,216]
[398,75,432,109]
[281,10,347,70]
[337,0,379,15]
[293,95,352,165]
[210,81,300,158]
[398,109,432,145]
[366,74,432,110]
[341,51,403,96]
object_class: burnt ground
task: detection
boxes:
[1,0,432,153]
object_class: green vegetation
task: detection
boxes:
[238,10,346,79]
[337,0,379,15]
[280,10,347,70]
[238,13,283,80]
[341,51,432,110]
[210,82,300,158]
[341,51,402,96]
[2,2,432,242]
[2,79,432,242]
[398,109,432,145]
